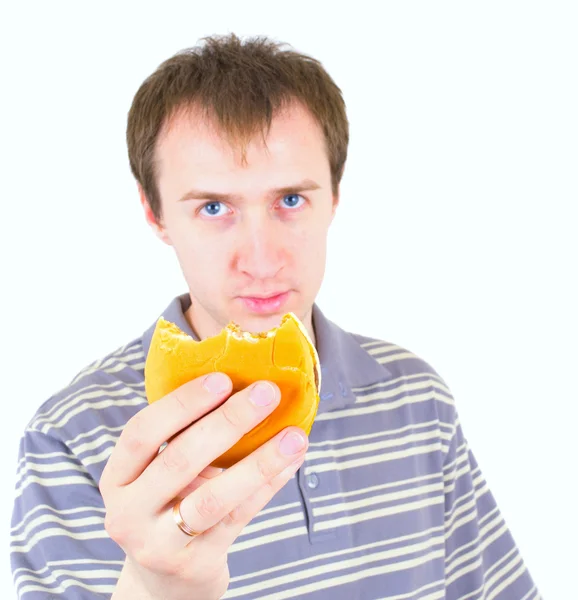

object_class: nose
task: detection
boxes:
[235,213,286,280]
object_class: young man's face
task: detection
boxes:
[140,101,339,342]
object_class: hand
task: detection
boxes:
[99,372,308,600]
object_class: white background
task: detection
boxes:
[1,1,576,598]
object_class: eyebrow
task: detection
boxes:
[178,178,322,203]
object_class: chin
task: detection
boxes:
[233,312,288,333]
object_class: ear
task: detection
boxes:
[331,186,340,220]
[138,184,173,246]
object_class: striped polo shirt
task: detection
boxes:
[11,293,541,599]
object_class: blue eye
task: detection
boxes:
[200,201,225,217]
[282,194,304,208]
[199,194,304,217]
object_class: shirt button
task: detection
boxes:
[306,473,319,489]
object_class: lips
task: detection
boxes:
[238,291,291,315]
[241,291,288,300]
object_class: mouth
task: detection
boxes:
[242,291,288,300]
[237,291,291,315]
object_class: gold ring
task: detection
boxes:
[172,498,202,538]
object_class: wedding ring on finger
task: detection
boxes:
[172,497,203,538]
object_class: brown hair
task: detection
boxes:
[126,33,349,223]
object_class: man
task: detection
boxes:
[10,33,541,599]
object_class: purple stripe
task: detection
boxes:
[229,549,446,599]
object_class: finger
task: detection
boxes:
[200,455,305,552]
[100,373,232,493]
[158,445,224,490]
[175,466,224,501]
[167,426,308,544]
[137,380,283,511]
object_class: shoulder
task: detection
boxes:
[349,330,458,433]
[21,335,148,478]
[351,331,447,382]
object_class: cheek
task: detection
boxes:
[170,225,229,276]
[292,224,328,267]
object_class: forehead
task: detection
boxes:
[155,101,328,175]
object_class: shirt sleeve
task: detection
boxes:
[443,410,542,599]
[10,428,125,599]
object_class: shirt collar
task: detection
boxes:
[141,293,391,414]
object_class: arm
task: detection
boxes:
[443,411,541,599]
[11,374,307,600]
[10,428,125,599]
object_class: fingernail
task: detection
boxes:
[250,382,276,406]
[279,431,306,455]
[203,373,230,395]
